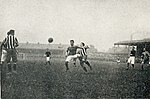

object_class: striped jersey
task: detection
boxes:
[77,46,89,56]
[141,51,150,59]
[3,35,19,49]
[81,47,87,56]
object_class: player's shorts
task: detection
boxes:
[127,56,135,64]
[46,57,50,61]
[77,55,88,62]
[117,60,120,63]
[1,50,7,62]
[65,54,81,62]
[6,49,17,63]
[82,55,87,61]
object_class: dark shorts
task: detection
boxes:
[6,49,17,63]
[142,58,149,64]
[78,55,87,62]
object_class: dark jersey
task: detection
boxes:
[45,51,51,57]
[67,46,78,55]
[130,50,136,56]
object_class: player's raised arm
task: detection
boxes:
[74,45,82,49]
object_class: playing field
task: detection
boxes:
[1,58,150,99]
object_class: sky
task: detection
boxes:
[0,0,150,51]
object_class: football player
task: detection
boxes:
[77,42,92,72]
[2,30,19,73]
[45,48,51,65]
[65,40,81,71]
[141,48,150,70]
[126,46,136,70]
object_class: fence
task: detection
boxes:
[17,53,65,61]
[17,52,141,63]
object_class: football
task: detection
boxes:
[48,37,53,43]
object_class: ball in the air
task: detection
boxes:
[48,38,53,43]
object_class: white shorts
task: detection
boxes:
[46,57,50,61]
[117,60,120,63]
[127,56,135,64]
[1,50,7,62]
[65,54,81,62]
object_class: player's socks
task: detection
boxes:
[7,63,12,73]
[132,64,134,68]
[65,62,69,71]
[83,67,87,72]
[13,63,17,73]
[80,61,87,72]
[85,61,92,70]
[89,66,92,70]
[126,63,129,70]
[45,62,48,65]
[48,61,51,65]
[141,65,144,70]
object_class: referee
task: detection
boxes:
[2,30,19,73]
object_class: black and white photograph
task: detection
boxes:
[0,0,150,98]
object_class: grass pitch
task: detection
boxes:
[1,58,150,99]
